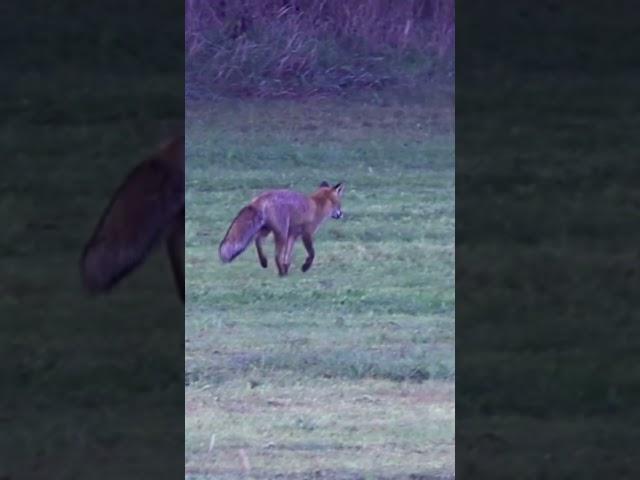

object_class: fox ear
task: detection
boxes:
[319,181,330,188]
[333,182,345,196]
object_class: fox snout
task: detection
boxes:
[332,208,343,219]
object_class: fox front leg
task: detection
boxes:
[301,233,315,272]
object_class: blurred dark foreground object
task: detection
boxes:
[80,135,185,303]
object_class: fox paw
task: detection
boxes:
[259,258,268,268]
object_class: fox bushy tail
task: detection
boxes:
[219,205,265,263]
[80,150,184,294]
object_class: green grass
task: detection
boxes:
[185,92,454,479]
[0,3,183,478]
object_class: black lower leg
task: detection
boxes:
[301,235,315,272]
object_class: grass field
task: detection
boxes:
[185,89,454,479]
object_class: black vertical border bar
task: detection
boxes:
[0,2,185,479]
[457,1,640,478]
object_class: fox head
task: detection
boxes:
[318,181,345,219]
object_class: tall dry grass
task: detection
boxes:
[186,0,454,98]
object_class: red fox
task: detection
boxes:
[80,135,185,302]
[219,181,345,276]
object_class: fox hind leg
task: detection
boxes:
[273,233,288,276]
[255,228,269,268]
[283,235,297,275]
[272,218,290,277]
